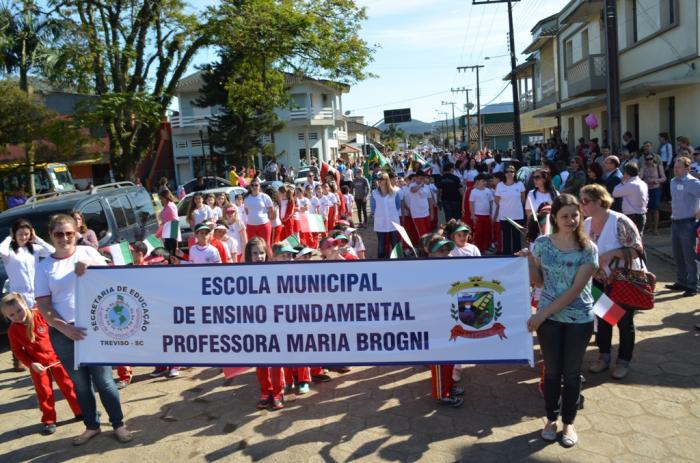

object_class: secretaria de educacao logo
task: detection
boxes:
[91,287,150,339]
[447,277,506,341]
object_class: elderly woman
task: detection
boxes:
[580,184,644,380]
[35,214,132,446]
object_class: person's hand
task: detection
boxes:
[175,248,185,257]
[593,268,608,282]
[75,261,90,276]
[59,323,87,341]
[695,209,700,220]
[527,313,545,332]
[515,248,529,257]
[31,362,46,374]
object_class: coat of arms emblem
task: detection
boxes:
[448,277,507,341]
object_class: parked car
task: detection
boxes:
[181,176,232,194]
[293,166,320,187]
[177,186,247,246]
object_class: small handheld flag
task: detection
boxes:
[108,241,133,266]
[283,234,301,249]
[592,286,626,326]
[299,214,326,233]
[144,235,163,254]
[390,243,404,259]
[162,220,181,241]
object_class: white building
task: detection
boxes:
[169,72,350,185]
[515,0,700,151]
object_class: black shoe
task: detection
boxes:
[682,290,697,297]
[312,374,332,383]
[41,424,57,435]
[665,283,686,291]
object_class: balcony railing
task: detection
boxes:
[289,107,336,121]
[169,114,214,128]
[567,54,607,98]
[519,90,535,112]
[336,130,348,141]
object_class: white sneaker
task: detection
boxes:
[452,365,462,382]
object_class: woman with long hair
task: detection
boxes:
[187,192,213,229]
[370,171,401,258]
[563,157,587,197]
[495,166,526,255]
[524,194,597,448]
[525,170,558,220]
[243,181,274,248]
[157,189,180,255]
[223,204,247,262]
[267,188,283,243]
[278,185,296,242]
[72,212,98,248]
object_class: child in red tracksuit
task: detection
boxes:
[2,292,82,434]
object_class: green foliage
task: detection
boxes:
[382,124,406,151]
[0,80,44,144]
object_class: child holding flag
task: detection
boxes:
[2,293,82,434]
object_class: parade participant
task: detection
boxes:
[266,188,283,243]
[443,219,480,257]
[244,181,274,248]
[187,193,214,229]
[223,204,247,263]
[35,214,133,445]
[525,170,558,219]
[0,219,55,310]
[206,193,222,222]
[463,158,479,188]
[278,185,296,242]
[72,212,98,248]
[406,172,433,237]
[245,238,285,410]
[438,163,463,222]
[352,169,370,227]
[2,293,82,435]
[580,184,643,380]
[295,247,316,260]
[335,222,366,259]
[215,192,230,213]
[294,187,311,246]
[524,194,597,448]
[303,171,319,190]
[235,194,247,224]
[213,221,236,262]
[468,174,494,250]
[188,224,222,264]
[323,182,339,231]
[319,236,345,261]
[423,233,464,407]
[157,189,180,255]
[341,185,354,220]
[495,166,526,255]
[370,172,401,258]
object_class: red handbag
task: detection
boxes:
[607,249,656,310]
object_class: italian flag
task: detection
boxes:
[144,235,163,254]
[108,241,133,266]
[298,214,326,233]
[592,286,626,326]
[390,243,404,259]
[162,220,181,241]
[283,234,301,248]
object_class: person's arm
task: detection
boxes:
[7,328,35,369]
[83,229,99,248]
[36,296,87,340]
[493,195,501,220]
[32,235,55,257]
[0,235,12,260]
[612,181,630,198]
[370,192,377,215]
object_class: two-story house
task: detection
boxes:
[169,72,350,185]
[515,0,700,152]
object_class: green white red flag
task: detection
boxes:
[144,235,163,254]
[283,234,301,248]
[162,220,181,241]
[298,214,326,233]
[108,241,133,266]
[592,286,626,326]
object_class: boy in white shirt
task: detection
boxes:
[188,223,222,264]
[469,174,495,253]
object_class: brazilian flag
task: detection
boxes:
[363,144,389,178]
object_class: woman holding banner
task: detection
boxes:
[370,172,401,258]
[35,214,132,445]
[524,194,597,448]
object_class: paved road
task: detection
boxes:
[1,229,699,462]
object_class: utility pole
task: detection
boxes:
[472,0,522,159]
[436,110,449,149]
[457,65,485,150]
[452,87,472,148]
[441,101,457,151]
[603,0,621,153]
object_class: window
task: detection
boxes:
[661,0,677,26]
[660,96,676,145]
[625,104,639,145]
[128,189,156,227]
[80,200,109,242]
[626,0,638,46]
[581,29,589,59]
[109,196,135,229]
[564,39,573,79]
[581,115,590,141]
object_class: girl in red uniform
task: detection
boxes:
[246,238,285,410]
[2,293,82,434]
[278,185,296,242]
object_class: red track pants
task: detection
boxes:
[284,367,311,385]
[430,364,455,400]
[32,364,82,424]
[247,222,272,249]
[473,215,492,252]
[413,216,432,238]
[256,367,284,399]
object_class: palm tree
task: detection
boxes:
[0,0,61,92]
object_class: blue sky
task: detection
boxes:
[188,0,565,124]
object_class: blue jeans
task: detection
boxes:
[671,219,698,290]
[376,231,399,259]
[50,328,124,430]
[537,319,593,425]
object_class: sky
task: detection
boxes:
[188,0,566,125]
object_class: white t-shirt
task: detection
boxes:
[192,205,214,226]
[295,197,311,220]
[314,195,330,217]
[219,237,236,261]
[406,184,430,218]
[496,181,525,220]
[344,194,354,214]
[271,205,282,227]
[227,222,245,255]
[449,244,481,257]
[351,234,366,255]
[34,246,107,323]
[525,190,556,214]
[464,169,479,183]
[211,206,223,222]
[326,193,338,210]
[469,188,494,216]
[0,235,54,308]
[189,244,222,264]
[237,204,247,225]
[244,193,273,226]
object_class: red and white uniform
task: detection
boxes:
[8,311,81,424]
[244,193,273,248]
[469,187,494,252]
[406,184,431,237]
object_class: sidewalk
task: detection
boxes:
[1,236,699,461]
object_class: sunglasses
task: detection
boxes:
[645,157,654,161]
[53,231,75,239]
[580,198,596,205]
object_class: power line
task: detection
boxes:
[346,89,453,113]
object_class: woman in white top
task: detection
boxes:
[243,180,274,248]
[462,158,480,188]
[0,219,54,308]
[525,169,558,219]
[370,171,401,258]
[35,214,132,445]
[580,184,644,380]
[187,193,213,229]
[495,166,526,255]
[223,204,247,262]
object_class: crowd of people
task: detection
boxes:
[2,132,700,449]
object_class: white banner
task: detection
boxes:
[75,258,533,367]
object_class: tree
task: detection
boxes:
[382,124,406,151]
[197,0,374,166]
[51,1,208,179]
[0,0,62,92]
